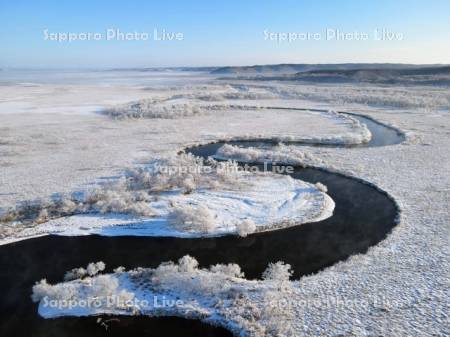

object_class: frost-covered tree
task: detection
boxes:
[262,261,293,282]
[216,143,325,167]
[64,267,87,281]
[314,182,328,193]
[261,290,296,337]
[210,263,244,278]
[31,279,53,302]
[177,255,199,273]
[31,278,78,302]
[180,175,196,194]
[236,219,257,237]
[32,273,135,311]
[87,261,106,276]
[0,153,245,233]
[64,261,105,281]
[169,204,216,233]
[103,99,206,120]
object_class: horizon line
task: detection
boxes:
[2,62,450,71]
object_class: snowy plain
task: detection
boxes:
[1,69,449,336]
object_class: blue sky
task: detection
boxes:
[1,0,449,68]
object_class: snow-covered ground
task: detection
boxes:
[1,70,449,336]
[0,80,358,209]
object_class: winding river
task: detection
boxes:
[0,110,404,337]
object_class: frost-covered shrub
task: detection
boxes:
[140,84,276,103]
[64,267,87,281]
[80,176,155,217]
[83,187,155,216]
[265,83,450,109]
[31,279,54,302]
[90,274,120,297]
[261,290,295,337]
[87,261,106,276]
[126,153,240,193]
[57,196,79,214]
[192,90,276,101]
[216,144,263,163]
[213,160,241,185]
[180,175,196,194]
[148,257,245,296]
[152,261,179,282]
[0,196,84,233]
[110,153,241,211]
[64,261,105,281]
[2,199,52,224]
[262,261,293,281]
[314,182,328,193]
[103,99,204,119]
[36,209,49,223]
[169,204,216,233]
[102,94,268,120]
[0,185,153,230]
[32,273,135,311]
[31,278,77,302]
[0,153,243,236]
[236,219,257,237]
[177,255,199,273]
[33,256,300,336]
[216,143,324,167]
[210,263,244,278]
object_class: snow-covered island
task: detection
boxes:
[0,156,334,244]
[32,257,299,336]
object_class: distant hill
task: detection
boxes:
[218,64,450,86]
[210,63,443,75]
[284,66,450,85]
[295,66,450,77]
